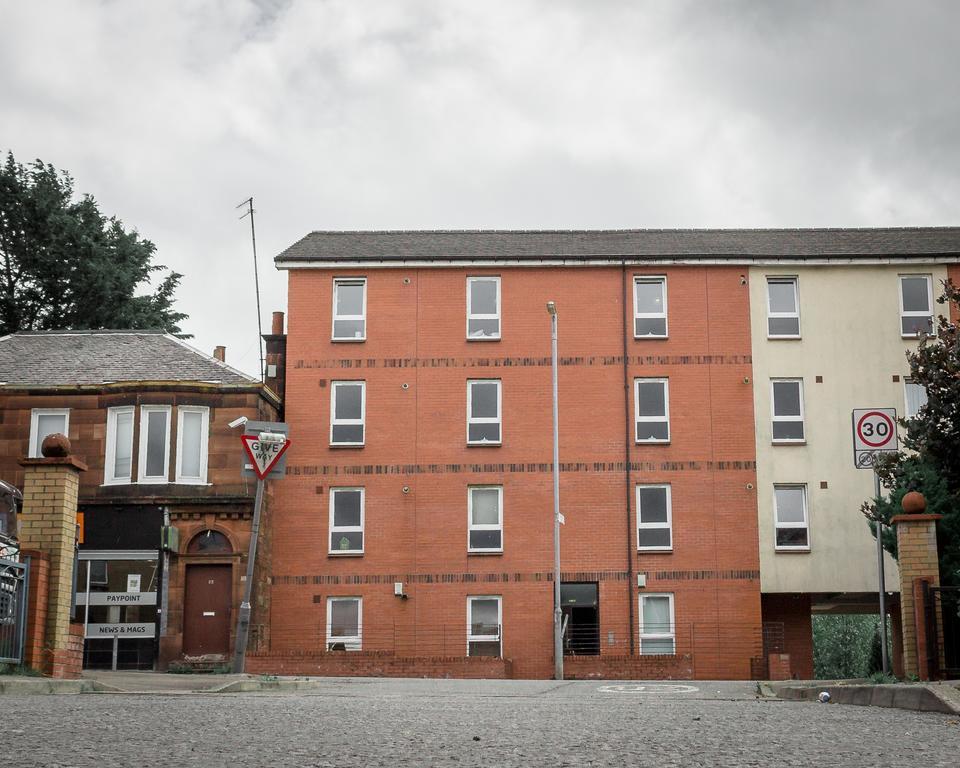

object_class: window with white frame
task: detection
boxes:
[904,379,928,420]
[467,596,502,657]
[326,596,362,650]
[104,407,135,484]
[467,379,501,445]
[637,485,672,551]
[771,379,805,442]
[899,275,933,337]
[774,484,809,550]
[466,276,501,340]
[766,277,800,338]
[633,276,668,338]
[634,378,669,442]
[330,381,365,446]
[329,488,364,554]
[137,406,171,483]
[175,406,209,484]
[468,486,503,553]
[332,278,367,341]
[29,408,70,458]
[639,593,675,655]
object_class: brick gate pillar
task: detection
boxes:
[18,437,87,678]
[891,511,943,680]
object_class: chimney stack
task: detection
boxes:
[263,311,287,417]
[213,346,226,362]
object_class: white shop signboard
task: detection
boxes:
[76,591,157,606]
[86,623,156,638]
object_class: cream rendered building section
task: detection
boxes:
[750,263,948,597]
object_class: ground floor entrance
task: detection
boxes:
[182,564,232,657]
[562,582,599,655]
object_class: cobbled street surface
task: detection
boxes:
[8,678,960,767]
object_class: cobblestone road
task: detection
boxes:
[8,679,960,767]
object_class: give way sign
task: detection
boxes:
[852,408,898,469]
[241,434,291,480]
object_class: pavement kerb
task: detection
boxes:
[770,681,960,715]
[0,677,119,695]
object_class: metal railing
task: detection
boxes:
[0,557,28,665]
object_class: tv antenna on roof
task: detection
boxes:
[237,197,264,382]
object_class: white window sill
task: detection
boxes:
[774,547,811,553]
[633,335,669,340]
[468,550,504,556]
[330,443,365,448]
[328,551,364,557]
[467,442,502,447]
[768,335,802,340]
[635,439,670,445]
[331,337,367,343]
[771,439,806,446]
[466,336,501,342]
[638,547,673,553]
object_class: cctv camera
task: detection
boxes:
[228,416,249,429]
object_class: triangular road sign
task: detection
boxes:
[241,434,291,480]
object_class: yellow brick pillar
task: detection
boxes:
[18,446,87,678]
[892,512,943,680]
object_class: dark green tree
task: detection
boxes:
[863,279,960,585]
[0,151,187,335]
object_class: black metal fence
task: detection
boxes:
[0,557,29,665]
[924,583,960,679]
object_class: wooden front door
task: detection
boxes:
[183,564,232,656]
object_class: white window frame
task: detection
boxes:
[326,596,362,651]
[634,378,670,443]
[329,487,365,555]
[137,405,171,484]
[175,406,210,485]
[770,379,805,444]
[899,274,934,338]
[467,379,502,446]
[332,277,367,342]
[466,595,502,657]
[468,485,503,554]
[466,276,501,340]
[103,406,135,485]
[904,379,928,420]
[774,484,810,552]
[636,484,672,552]
[28,408,70,458]
[633,275,668,338]
[638,593,675,655]
[766,276,801,339]
[330,380,366,447]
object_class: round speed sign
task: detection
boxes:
[855,410,896,449]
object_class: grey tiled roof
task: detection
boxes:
[0,331,258,387]
[276,227,960,264]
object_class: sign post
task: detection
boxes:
[852,408,898,676]
[233,426,290,674]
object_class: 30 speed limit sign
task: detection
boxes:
[852,408,898,469]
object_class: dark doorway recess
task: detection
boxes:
[183,564,232,656]
[561,582,600,655]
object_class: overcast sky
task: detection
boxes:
[2,1,958,376]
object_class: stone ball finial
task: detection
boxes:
[41,433,71,458]
[901,490,927,515]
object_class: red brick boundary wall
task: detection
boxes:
[563,654,694,680]
[246,652,513,679]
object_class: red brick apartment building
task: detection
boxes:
[260,231,762,680]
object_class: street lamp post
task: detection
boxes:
[547,301,563,681]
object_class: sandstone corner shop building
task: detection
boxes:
[253,228,960,680]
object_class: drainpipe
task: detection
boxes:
[622,262,636,655]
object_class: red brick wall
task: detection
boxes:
[268,265,760,679]
[761,593,813,679]
[21,549,50,673]
[246,652,512,679]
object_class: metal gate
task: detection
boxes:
[923,583,960,680]
[0,557,29,664]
